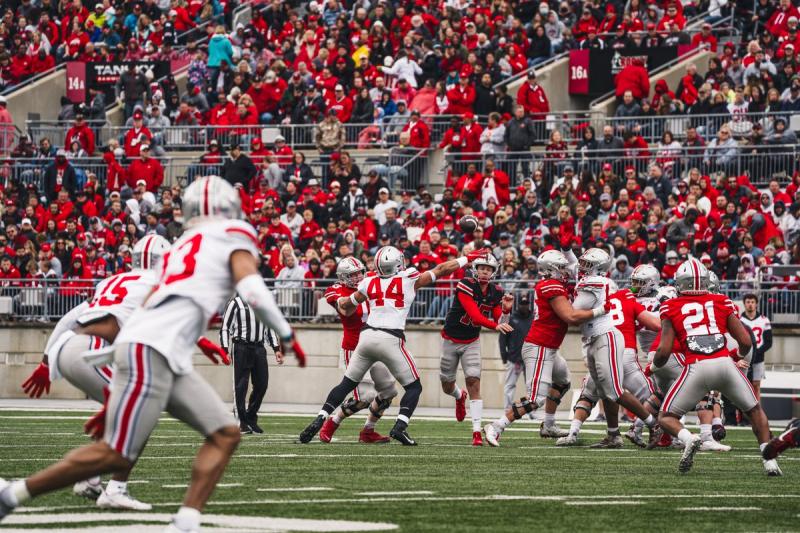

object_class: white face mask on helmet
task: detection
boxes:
[537,249,570,282]
[337,256,366,288]
[630,264,660,296]
[472,253,499,282]
[578,248,611,278]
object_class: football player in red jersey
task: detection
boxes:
[439,253,514,446]
[483,248,609,447]
[318,258,397,444]
[556,282,661,448]
[763,419,800,460]
[654,259,781,475]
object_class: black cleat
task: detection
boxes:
[249,422,264,434]
[712,423,726,441]
[240,422,253,435]
[389,421,417,446]
[298,415,326,443]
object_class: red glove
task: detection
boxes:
[559,232,573,251]
[281,334,307,367]
[22,362,51,398]
[197,337,230,365]
[643,363,653,378]
[84,387,110,440]
[466,248,489,263]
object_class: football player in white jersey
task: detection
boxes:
[572,249,661,440]
[20,235,171,510]
[299,246,490,446]
[0,177,303,533]
[740,293,771,401]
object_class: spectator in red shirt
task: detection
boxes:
[516,70,550,118]
[64,113,96,156]
[123,110,153,157]
[479,159,511,208]
[327,84,354,123]
[615,58,650,101]
[402,110,431,149]
[461,112,483,158]
[445,69,476,115]
[691,22,718,51]
[126,144,164,193]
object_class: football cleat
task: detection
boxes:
[73,478,103,500]
[359,427,391,444]
[249,422,264,434]
[763,459,783,477]
[319,418,339,443]
[539,422,569,438]
[97,489,152,511]
[239,422,252,435]
[624,426,646,448]
[589,434,624,449]
[389,421,417,446]
[0,478,16,521]
[645,424,665,450]
[483,424,501,447]
[455,390,467,422]
[762,421,800,460]
[678,435,702,474]
[298,415,326,444]
[712,423,726,441]
[699,439,731,452]
[472,431,483,446]
[555,434,579,447]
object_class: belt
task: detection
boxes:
[365,325,405,341]
[233,339,263,346]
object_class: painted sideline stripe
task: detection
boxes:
[257,487,334,492]
[677,507,762,511]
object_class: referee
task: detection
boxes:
[221,296,284,435]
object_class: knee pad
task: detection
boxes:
[574,396,596,415]
[511,398,535,420]
[341,397,370,417]
[645,397,661,411]
[369,396,394,418]
[548,382,571,405]
[574,403,593,415]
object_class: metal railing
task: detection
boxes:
[492,52,568,91]
[2,276,799,325]
[440,143,800,187]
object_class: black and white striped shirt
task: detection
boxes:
[220,296,280,351]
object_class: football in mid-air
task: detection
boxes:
[459,215,479,233]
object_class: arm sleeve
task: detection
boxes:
[219,299,235,351]
[761,328,772,355]
[44,301,89,356]
[457,291,498,330]
[564,248,578,277]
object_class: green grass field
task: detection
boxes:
[0,410,798,532]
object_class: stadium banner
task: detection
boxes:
[66,61,171,103]
[568,46,693,96]
[65,62,87,104]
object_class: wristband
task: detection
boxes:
[428,271,437,283]
[456,257,468,268]
[349,293,360,307]
[592,307,604,318]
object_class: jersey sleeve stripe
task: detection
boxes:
[225,227,260,248]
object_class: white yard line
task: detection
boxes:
[354,491,434,496]
[256,487,335,492]
[678,507,762,511]
[565,501,643,506]
[162,483,242,489]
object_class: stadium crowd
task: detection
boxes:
[1,0,800,320]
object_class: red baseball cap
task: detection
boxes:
[77,232,86,240]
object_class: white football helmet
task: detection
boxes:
[630,264,660,297]
[674,258,709,295]
[132,234,170,271]
[708,270,720,294]
[472,253,499,282]
[537,250,570,282]
[183,176,242,225]
[337,257,366,288]
[656,285,677,304]
[578,248,612,277]
[375,246,405,277]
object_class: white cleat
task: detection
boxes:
[0,478,17,521]
[97,489,153,511]
[483,424,501,447]
[678,435,702,474]
[763,459,783,477]
[73,479,103,500]
[539,423,569,438]
[699,440,731,452]
[555,434,579,446]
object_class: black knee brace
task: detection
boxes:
[341,397,370,416]
[369,396,393,419]
[548,382,571,405]
[511,397,535,420]
[398,380,422,419]
[323,377,359,414]
[574,396,596,415]
[645,397,661,412]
